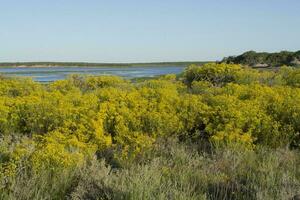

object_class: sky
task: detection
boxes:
[0,0,300,63]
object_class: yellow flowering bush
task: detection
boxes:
[184,63,241,86]
[1,64,300,182]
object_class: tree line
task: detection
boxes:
[222,50,300,68]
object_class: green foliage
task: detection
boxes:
[184,63,241,86]
[223,50,300,67]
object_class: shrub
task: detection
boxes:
[183,63,241,87]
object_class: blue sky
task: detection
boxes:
[0,0,300,62]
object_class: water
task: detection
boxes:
[0,66,185,82]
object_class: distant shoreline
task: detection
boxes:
[0,61,210,68]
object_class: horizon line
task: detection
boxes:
[0,60,214,65]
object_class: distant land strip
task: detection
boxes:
[2,50,300,68]
[0,61,211,68]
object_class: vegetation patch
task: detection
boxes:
[0,63,300,199]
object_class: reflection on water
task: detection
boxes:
[0,66,185,82]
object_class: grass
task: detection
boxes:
[2,138,299,200]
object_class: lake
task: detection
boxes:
[0,66,185,82]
